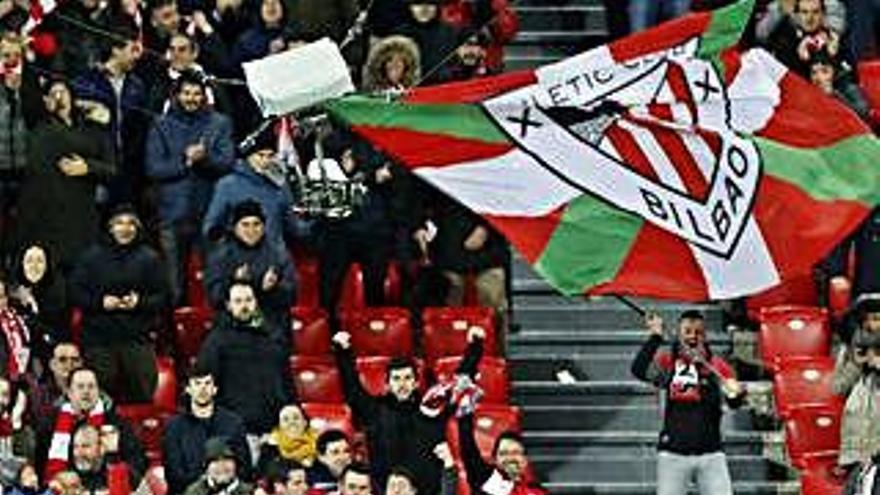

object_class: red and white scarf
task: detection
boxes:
[0,308,30,380]
[44,401,106,480]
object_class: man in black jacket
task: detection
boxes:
[68,204,169,403]
[196,281,290,439]
[163,363,251,495]
[630,310,745,495]
[306,429,352,492]
[331,325,483,495]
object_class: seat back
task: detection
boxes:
[290,306,332,355]
[341,307,413,357]
[423,307,496,364]
[758,305,831,372]
[434,356,509,404]
[289,356,344,403]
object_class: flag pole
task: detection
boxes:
[613,294,646,317]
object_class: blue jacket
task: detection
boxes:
[203,162,296,247]
[145,105,235,224]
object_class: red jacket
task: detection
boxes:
[441,0,519,72]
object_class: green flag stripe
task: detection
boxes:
[697,0,755,73]
[758,135,880,204]
[535,195,643,295]
[327,96,510,145]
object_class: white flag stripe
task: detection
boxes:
[417,149,581,217]
[679,131,718,179]
[616,118,690,196]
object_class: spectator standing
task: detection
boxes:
[67,424,137,495]
[145,71,235,306]
[630,311,745,495]
[331,327,482,495]
[395,0,460,85]
[457,420,544,495]
[196,282,291,442]
[204,200,295,329]
[828,207,880,303]
[30,342,82,421]
[628,0,690,32]
[440,0,519,72]
[67,205,168,403]
[72,24,149,206]
[163,364,251,495]
[16,78,114,273]
[203,132,298,249]
[765,0,848,77]
[10,244,69,353]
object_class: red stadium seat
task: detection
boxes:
[801,467,845,495]
[173,306,214,368]
[340,264,366,309]
[154,356,179,414]
[784,404,843,470]
[355,356,426,397]
[758,306,831,373]
[290,306,332,355]
[423,307,496,364]
[301,403,356,439]
[289,356,344,403]
[773,356,843,419]
[384,261,402,305]
[116,404,169,466]
[446,405,521,463]
[186,251,208,309]
[295,256,321,309]
[828,277,852,322]
[340,307,413,357]
[434,356,510,404]
[746,275,819,320]
[859,61,880,114]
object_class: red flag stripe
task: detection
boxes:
[664,62,698,122]
[352,125,514,168]
[604,123,661,182]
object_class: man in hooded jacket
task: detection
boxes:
[68,205,169,403]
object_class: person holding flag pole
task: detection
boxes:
[630,308,746,495]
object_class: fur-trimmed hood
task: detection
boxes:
[362,35,421,92]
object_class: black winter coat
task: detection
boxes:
[16,116,114,269]
[162,406,252,495]
[196,312,291,434]
[67,232,169,347]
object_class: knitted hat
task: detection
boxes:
[231,200,265,225]
[203,438,235,465]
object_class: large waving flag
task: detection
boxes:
[327,0,880,301]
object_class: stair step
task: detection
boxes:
[514,5,607,32]
[541,481,800,494]
[510,330,732,354]
[508,354,631,382]
[512,380,658,406]
[521,404,755,431]
[514,304,723,330]
[532,454,773,483]
[524,430,783,458]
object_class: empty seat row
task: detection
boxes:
[174,305,497,369]
[291,355,510,404]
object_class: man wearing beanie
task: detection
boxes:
[202,126,299,250]
[183,438,253,495]
[68,204,169,403]
[204,200,296,336]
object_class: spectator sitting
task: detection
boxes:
[67,204,168,403]
[196,281,291,441]
[15,77,114,273]
[203,127,299,249]
[47,471,83,495]
[395,0,460,85]
[384,444,460,495]
[331,327,483,495]
[30,342,83,420]
[146,33,227,113]
[440,0,519,73]
[362,35,421,93]
[145,70,235,306]
[257,403,317,478]
[35,367,147,483]
[68,424,137,495]
[163,363,251,495]
[808,49,871,121]
[332,463,372,495]
[204,200,295,331]
[306,430,352,493]
[9,244,69,355]
[260,461,311,495]
[7,463,52,495]
[183,438,253,495]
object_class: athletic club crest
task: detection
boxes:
[482,38,762,259]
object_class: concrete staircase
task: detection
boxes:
[505,0,609,71]
[508,258,799,494]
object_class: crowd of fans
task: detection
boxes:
[0,0,872,494]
